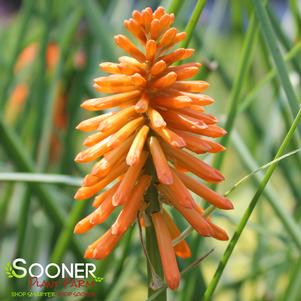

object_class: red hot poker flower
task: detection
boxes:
[74,6,233,290]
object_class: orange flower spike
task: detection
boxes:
[159,27,177,48]
[152,212,180,290]
[74,136,111,163]
[83,131,111,147]
[74,161,128,200]
[86,157,125,185]
[158,185,214,237]
[150,60,167,76]
[118,62,146,76]
[153,94,192,109]
[151,126,186,148]
[84,114,140,146]
[124,19,146,44]
[160,110,208,131]
[203,139,226,153]
[81,90,141,111]
[132,10,144,25]
[168,169,195,208]
[173,129,213,154]
[76,112,114,132]
[162,142,224,182]
[147,107,166,128]
[118,56,147,70]
[150,71,177,89]
[112,175,152,234]
[198,124,227,138]
[92,182,120,208]
[173,32,187,45]
[176,108,218,124]
[114,34,146,63]
[82,174,102,187]
[135,92,149,113]
[148,136,173,185]
[96,73,145,88]
[162,209,191,259]
[208,222,229,241]
[89,193,116,225]
[159,14,175,35]
[126,126,150,165]
[176,171,233,210]
[74,193,116,234]
[113,151,148,206]
[168,62,202,71]
[94,82,137,94]
[153,6,165,19]
[172,66,200,80]
[107,116,145,148]
[160,48,187,65]
[94,74,133,87]
[171,80,209,93]
[142,7,153,31]
[91,135,134,177]
[74,212,97,234]
[158,27,177,49]
[181,48,195,60]
[97,106,137,131]
[86,229,124,259]
[175,131,224,154]
[177,91,214,106]
[146,40,157,62]
[150,19,161,40]
[99,62,120,74]
[74,6,232,263]
[173,124,226,138]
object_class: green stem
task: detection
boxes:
[280,255,301,301]
[181,0,207,49]
[0,184,14,241]
[50,201,88,263]
[15,187,31,258]
[0,172,81,186]
[252,0,300,116]
[268,4,301,76]
[145,221,166,301]
[167,0,185,15]
[239,40,301,112]
[212,12,259,172]
[144,157,166,301]
[204,107,301,300]
[232,132,301,250]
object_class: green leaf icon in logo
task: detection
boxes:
[93,275,104,283]
[5,262,15,278]
[5,262,22,279]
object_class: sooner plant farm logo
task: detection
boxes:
[4,258,103,298]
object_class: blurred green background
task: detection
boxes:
[0,0,301,300]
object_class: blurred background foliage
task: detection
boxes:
[0,0,301,300]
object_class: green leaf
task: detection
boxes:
[225,148,301,196]
[204,107,301,300]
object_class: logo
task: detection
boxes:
[4,258,104,298]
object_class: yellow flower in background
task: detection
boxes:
[74,6,233,290]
